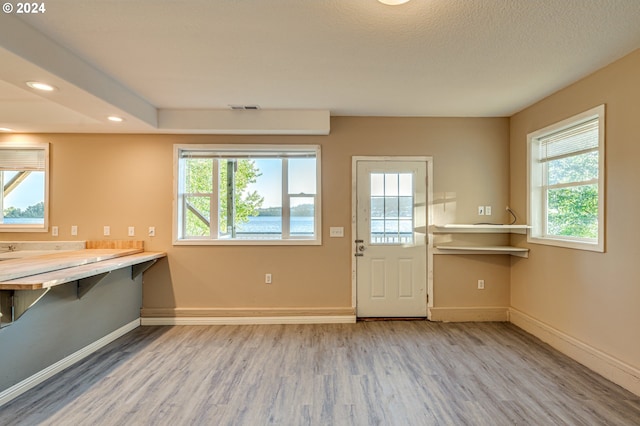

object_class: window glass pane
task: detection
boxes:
[1,171,45,225]
[235,211,282,239]
[290,196,314,237]
[370,197,384,219]
[398,173,412,196]
[185,195,211,237]
[384,196,399,218]
[244,158,281,215]
[384,173,399,196]
[219,159,270,238]
[547,184,598,239]
[176,145,320,243]
[288,158,316,195]
[371,173,384,196]
[185,158,213,193]
[547,151,598,185]
[371,220,385,244]
[369,172,414,245]
[398,196,413,219]
[399,220,413,234]
[384,219,399,233]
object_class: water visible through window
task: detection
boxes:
[370,173,413,244]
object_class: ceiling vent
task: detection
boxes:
[229,105,260,110]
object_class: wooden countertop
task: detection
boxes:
[0,248,144,282]
[0,251,166,290]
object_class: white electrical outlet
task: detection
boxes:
[148,226,156,237]
[478,279,485,290]
[71,225,78,236]
[478,206,485,215]
[265,273,272,284]
[128,226,135,237]
[103,226,110,236]
[51,226,58,236]
[485,206,492,216]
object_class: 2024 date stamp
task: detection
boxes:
[3,2,46,14]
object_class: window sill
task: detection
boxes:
[527,236,603,253]
[173,238,322,246]
[0,226,48,233]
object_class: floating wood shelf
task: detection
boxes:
[432,224,531,234]
[433,245,529,258]
[431,224,530,258]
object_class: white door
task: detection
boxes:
[355,160,428,317]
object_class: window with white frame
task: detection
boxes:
[527,105,605,252]
[174,144,321,245]
[0,142,49,232]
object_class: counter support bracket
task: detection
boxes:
[132,260,158,280]
[77,272,110,299]
[0,288,50,328]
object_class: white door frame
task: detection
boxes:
[351,156,434,319]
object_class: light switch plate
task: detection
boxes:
[329,227,344,237]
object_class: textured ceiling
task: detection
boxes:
[1,0,640,133]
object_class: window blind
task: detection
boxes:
[0,148,46,171]
[539,118,598,162]
[180,151,316,159]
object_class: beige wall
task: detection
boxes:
[0,117,510,316]
[509,49,640,370]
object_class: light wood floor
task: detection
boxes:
[1,321,639,425]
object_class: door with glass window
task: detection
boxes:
[355,160,427,317]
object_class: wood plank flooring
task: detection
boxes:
[1,321,638,425]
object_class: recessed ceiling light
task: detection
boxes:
[107,115,124,123]
[378,0,411,4]
[26,81,57,92]
[0,127,13,132]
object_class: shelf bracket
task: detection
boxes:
[132,259,158,280]
[0,288,51,328]
[77,272,110,299]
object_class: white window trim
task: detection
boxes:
[173,144,322,246]
[527,104,605,252]
[0,141,49,233]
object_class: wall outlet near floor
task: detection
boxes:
[128,226,135,237]
[148,226,156,237]
[485,206,492,216]
[71,225,78,236]
[103,226,110,236]
[478,279,485,290]
[51,226,58,237]
[478,206,485,215]
[265,273,272,284]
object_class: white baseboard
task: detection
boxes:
[141,315,356,326]
[510,308,640,397]
[0,318,140,407]
[429,307,509,322]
